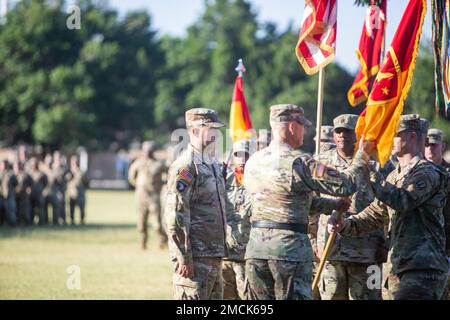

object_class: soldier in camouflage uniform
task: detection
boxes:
[331,115,449,300]
[318,125,336,153]
[222,139,252,300]
[66,156,88,225]
[243,104,373,300]
[311,114,386,300]
[13,160,33,225]
[0,160,18,226]
[165,108,227,300]
[128,141,166,249]
[425,128,450,300]
[28,158,48,225]
[47,152,67,225]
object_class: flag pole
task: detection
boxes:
[224,59,246,176]
[314,68,325,155]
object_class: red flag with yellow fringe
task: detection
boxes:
[348,0,386,107]
[229,74,253,142]
[355,0,426,166]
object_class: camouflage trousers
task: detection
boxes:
[136,194,167,246]
[441,272,450,300]
[245,259,313,300]
[31,195,46,225]
[172,257,223,300]
[16,193,32,225]
[69,195,85,223]
[47,190,66,224]
[319,261,382,300]
[1,196,16,226]
[222,259,246,300]
[386,270,448,300]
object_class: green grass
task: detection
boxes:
[0,190,172,299]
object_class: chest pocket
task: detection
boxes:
[195,164,221,206]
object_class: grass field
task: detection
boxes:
[0,190,172,299]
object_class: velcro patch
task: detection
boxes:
[176,180,188,192]
[178,168,193,185]
[314,162,326,178]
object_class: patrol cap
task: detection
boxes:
[427,128,444,144]
[333,114,358,131]
[269,104,312,127]
[419,118,430,134]
[321,125,334,141]
[396,114,422,134]
[233,139,250,155]
[185,108,225,128]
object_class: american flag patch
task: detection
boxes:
[314,162,326,178]
[178,168,193,184]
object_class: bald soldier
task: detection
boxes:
[311,114,386,300]
[425,128,450,300]
[165,108,228,300]
[128,141,166,249]
[330,115,449,300]
[243,104,373,300]
[222,139,252,300]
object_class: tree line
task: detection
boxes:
[0,0,448,153]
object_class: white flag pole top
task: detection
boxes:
[235,58,246,77]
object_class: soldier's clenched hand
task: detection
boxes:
[178,263,195,278]
[335,198,351,213]
[327,213,345,234]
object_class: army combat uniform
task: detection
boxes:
[427,128,450,300]
[128,147,166,248]
[15,165,33,225]
[29,163,48,225]
[243,104,371,300]
[341,115,449,300]
[47,164,67,225]
[222,161,252,300]
[311,115,386,300]
[165,108,228,300]
[66,167,88,224]
[0,164,18,226]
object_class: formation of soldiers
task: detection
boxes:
[164,106,450,300]
[0,148,88,227]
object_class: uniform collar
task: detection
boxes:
[396,153,423,179]
[269,140,295,151]
[189,144,218,166]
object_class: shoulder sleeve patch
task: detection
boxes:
[177,167,194,185]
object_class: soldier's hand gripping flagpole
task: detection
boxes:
[312,209,343,291]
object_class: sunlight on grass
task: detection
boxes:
[0,190,172,299]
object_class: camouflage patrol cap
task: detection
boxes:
[333,114,358,131]
[233,139,250,155]
[419,118,430,134]
[396,114,422,133]
[269,104,312,126]
[185,108,225,128]
[321,125,334,141]
[427,128,444,144]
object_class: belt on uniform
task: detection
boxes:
[251,221,308,234]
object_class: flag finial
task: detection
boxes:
[235,58,246,76]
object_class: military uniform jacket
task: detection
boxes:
[165,144,227,266]
[438,159,450,256]
[128,157,164,196]
[30,170,48,199]
[243,141,369,262]
[224,169,251,261]
[342,155,449,274]
[314,149,386,264]
[66,170,88,199]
